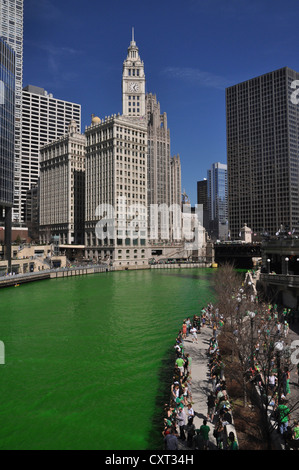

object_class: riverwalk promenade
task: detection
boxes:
[0,264,109,288]
[169,319,299,451]
[176,324,219,450]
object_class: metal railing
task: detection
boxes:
[0,263,108,281]
[260,273,299,287]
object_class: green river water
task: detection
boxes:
[0,268,215,450]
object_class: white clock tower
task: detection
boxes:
[122,28,146,118]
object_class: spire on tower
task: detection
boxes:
[131,27,136,46]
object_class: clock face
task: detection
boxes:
[129,82,139,92]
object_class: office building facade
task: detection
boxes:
[24,183,39,242]
[197,179,209,233]
[21,85,81,223]
[39,120,86,245]
[207,162,228,240]
[0,37,15,267]
[146,93,182,242]
[170,154,181,207]
[85,114,148,266]
[226,67,299,239]
[84,33,148,266]
[146,93,170,210]
[0,0,23,222]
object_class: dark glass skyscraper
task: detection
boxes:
[226,67,299,239]
[197,179,209,233]
[207,163,228,240]
[0,37,15,268]
[0,0,23,223]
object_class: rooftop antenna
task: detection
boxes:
[132,26,134,42]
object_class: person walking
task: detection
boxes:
[214,419,224,449]
[190,325,198,343]
[199,419,210,450]
[276,399,291,435]
[227,431,238,450]
[164,428,178,450]
[285,368,291,396]
[282,368,291,397]
[176,355,185,378]
[186,317,191,337]
[207,393,215,423]
[187,403,194,425]
[185,353,192,374]
[182,321,187,340]
[213,322,217,340]
[293,420,299,441]
[177,406,186,441]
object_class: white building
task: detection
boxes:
[39,120,86,245]
[0,0,23,222]
[85,114,148,267]
[21,85,81,223]
[84,32,149,267]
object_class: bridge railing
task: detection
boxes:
[260,273,299,287]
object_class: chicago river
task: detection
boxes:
[0,267,215,450]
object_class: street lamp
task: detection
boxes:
[267,258,271,274]
[248,311,256,367]
[274,340,284,397]
[285,257,289,275]
[247,281,253,301]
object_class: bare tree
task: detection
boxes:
[213,263,299,449]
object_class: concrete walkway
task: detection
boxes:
[177,324,218,450]
[176,320,299,451]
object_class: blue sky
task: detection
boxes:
[23,0,299,204]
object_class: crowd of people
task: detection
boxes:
[245,301,299,449]
[162,304,238,451]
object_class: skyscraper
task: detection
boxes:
[146,94,170,212]
[21,85,81,223]
[0,0,23,223]
[39,120,86,245]
[0,37,15,269]
[170,154,181,208]
[197,179,209,233]
[146,93,181,242]
[207,162,228,240]
[84,33,148,267]
[226,67,299,239]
